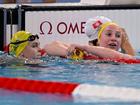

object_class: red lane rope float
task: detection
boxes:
[84,55,140,64]
[0,77,78,94]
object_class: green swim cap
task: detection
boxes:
[9,31,31,57]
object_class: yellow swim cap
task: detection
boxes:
[9,31,31,57]
[98,22,118,40]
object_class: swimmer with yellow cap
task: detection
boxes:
[85,16,135,56]
[70,16,122,60]
[9,31,46,60]
[64,16,135,60]
[9,31,31,57]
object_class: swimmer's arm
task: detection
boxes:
[86,46,134,59]
[68,44,134,59]
[43,41,69,57]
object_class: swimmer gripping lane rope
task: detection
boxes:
[70,49,140,64]
[0,77,140,101]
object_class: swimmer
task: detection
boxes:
[44,16,135,60]
[86,16,135,56]
[8,31,46,65]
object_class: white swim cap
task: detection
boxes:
[85,16,112,40]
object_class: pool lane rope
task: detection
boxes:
[84,55,140,64]
[0,77,140,101]
[70,48,140,64]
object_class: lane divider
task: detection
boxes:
[84,55,140,64]
[70,48,140,64]
[0,77,140,101]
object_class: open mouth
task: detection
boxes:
[108,43,117,49]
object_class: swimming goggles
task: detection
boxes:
[10,35,39,45]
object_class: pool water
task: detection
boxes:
[0,56,140,105]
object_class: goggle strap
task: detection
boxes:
[10,40,28,44]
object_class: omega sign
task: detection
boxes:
[40,21,86,35]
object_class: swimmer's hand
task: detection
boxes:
[67,44,86,60]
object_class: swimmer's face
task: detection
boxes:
[98,24,122,51]
[20,38,41,59]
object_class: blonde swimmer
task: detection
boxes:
[86,16,135,56]
[67,16,134,59]
[44,16,135,60]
